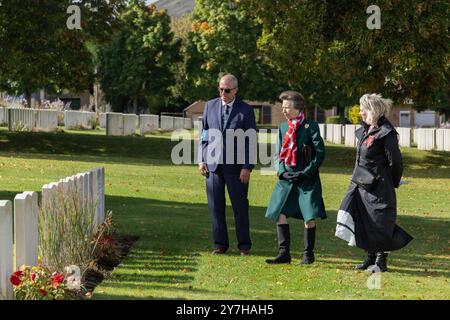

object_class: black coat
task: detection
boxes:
[335,117,413,252]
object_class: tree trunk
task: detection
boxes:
[133,94,138,114]
[25,89,32,108]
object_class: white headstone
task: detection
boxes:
[173,117,184,130]
[417,128,436,150]
[160,116,174,131]
[332,124,343,144]
[14,192,39,268]
[96,168,105,224]
[106,113,124,136]
[8,108,36,132]
[184,118,193,130]
[326,124,334,143]
[99,113,106,128]
[36,110,58,132]
[65,111,96,130]
[123,114,138,136]
[140,115,159,135]
[396,127,411,148]
[344,125,358,147]
[0,107,8,126]
[435,129,450,152]
[318,124,325,139]
[0,200,13,300]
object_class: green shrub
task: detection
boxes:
[325,116,340,124]
[39,181,98,275]
[347,105,361,124]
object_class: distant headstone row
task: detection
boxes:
[105,113,192,136]
[320,124,450,151]
[0,107,193,136]
[0,108,97,132]
[0,168,105,300]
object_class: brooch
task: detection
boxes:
[362,135,375,148]
[305,124,309,129]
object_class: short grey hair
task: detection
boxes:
[279,90,305,110]
[219,74,238,88]
[360,93,392,125]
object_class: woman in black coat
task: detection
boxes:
[335,94,413,272]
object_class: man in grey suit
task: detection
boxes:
[198,74,257,255]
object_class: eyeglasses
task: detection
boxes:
[219,87,237,93]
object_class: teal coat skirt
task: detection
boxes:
[265,119,327,222]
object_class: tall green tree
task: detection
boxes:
[0,0,124,106]
[97,1,181,113]
[180,0,283,103]
[242,0,449,114]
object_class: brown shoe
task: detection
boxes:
[240,250,251,256]
[212,248,227,255]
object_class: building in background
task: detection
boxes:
[153,0,195,17]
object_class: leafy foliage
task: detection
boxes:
[348,105,362,124]
[179,0,282,103]
[96,1,181,113]
[241,0,449,112]
[0,0,124,105]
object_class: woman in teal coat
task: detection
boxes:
[265,91,327,265]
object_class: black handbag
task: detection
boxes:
[351,165,379,190]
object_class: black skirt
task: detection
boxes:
[336,185,413,252]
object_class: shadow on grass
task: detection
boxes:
[105,194,450,298]
[1,131,449,178]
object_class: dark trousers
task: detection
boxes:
[206,165,251,251]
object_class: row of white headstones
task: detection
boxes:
[0,108,193,136]
[320,124,450,151]
[0,168,105,300]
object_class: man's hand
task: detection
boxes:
[199,163,209,176]
[240,169,251,184]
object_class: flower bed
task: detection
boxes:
[10,213,138,300]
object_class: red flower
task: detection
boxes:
[52,274,64,287]
[13,271,24,277]
[30,273,37,281]
[10,275,22,286]
[40,288,47,297]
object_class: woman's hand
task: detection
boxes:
[279,172,304,182]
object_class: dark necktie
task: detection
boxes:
[222,104,230,128]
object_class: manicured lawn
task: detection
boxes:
[0,128,448,299]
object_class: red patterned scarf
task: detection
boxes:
[279,112,305,167]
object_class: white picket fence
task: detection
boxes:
[321,124,450,151]
[0,168,105,300]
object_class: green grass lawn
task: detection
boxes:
[0,128,449,300]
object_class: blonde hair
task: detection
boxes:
[360,93,392,125]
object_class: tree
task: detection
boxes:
[96,1,181,113]
[0,0,124,106]
[179,0,283,103]
[242,0,449,114]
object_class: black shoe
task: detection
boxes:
[265,250,291,264]
[211,248,227,255]
[300,250,315,265]
[355,252,376,270]
[300,226,316,265]
[266,224,291,264]
[375,252,388,272]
